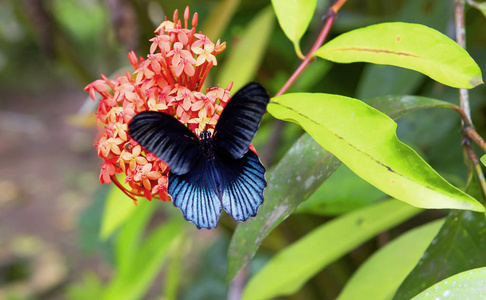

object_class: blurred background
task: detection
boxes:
[0,0,485,299]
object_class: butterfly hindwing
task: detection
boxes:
[213,82,270,159]
[216,150,266,221]
[128,111,201,175]
[168,159,222,229]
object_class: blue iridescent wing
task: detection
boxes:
[217,150,266,221]
[213,82,270,159]
[128,111,201,175]
[168,159,222,229]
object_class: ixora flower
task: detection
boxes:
[85,7,230,204]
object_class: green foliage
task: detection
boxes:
[316,22,483,89]
[337,219,444,300]
[411,267,486,299]
[99,184,138,240]
[216,5,275,91]
[9,0,484,299]
[227,133,341,281]
[271,0,317,57]
[241,200,422,299]
[268,93,483,211]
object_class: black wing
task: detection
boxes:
[218,150,266,221]
[168,159,222,229]
[128,111,201,175]
[213,82,270,159]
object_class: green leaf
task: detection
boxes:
[296,164,385,215]
[412,267,486,299]
[356,0,453,99]
[337,219,444,300]
[268,93,484,211]
[241,200,422,299]
[99,184,137,240]
[227,133,341,282]
[394,168,486,300]
[365,95,460,120]
[114,200,157,279]
[271,0,317,57]
[393,210,486,299]
[315,22,484,89]
[481,155,486,167]
[217,6,274,91]
[103,219,184,300]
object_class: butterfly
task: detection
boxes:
[128,82,270,229]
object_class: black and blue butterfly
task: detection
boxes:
[128,82,270,229]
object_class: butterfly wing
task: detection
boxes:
[168,159,222,229]
[217,150,267,221]
[128,111,201,175]
[213,82,270,159]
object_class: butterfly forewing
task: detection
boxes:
[213,82,270,159]
[128,111,201,175]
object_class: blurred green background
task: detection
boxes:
[0,0,485,299]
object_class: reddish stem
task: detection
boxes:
[275,0,347,97]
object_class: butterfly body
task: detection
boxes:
[129,82,269,229]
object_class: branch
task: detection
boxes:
[454,0,486,201]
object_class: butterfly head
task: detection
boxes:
[199,131,212,141]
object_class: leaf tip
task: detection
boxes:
[470,76,484,87]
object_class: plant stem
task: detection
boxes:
[454,0,486,201]
[275,0,348,97]
[463,127,486,154]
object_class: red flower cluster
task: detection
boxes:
[85,7,231,203]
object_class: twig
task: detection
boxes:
[463,126,486,154]
[454,0,486,200]
[275,0,348,97]
[464,140,486,203]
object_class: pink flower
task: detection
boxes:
[87,6,232,204]
[133,164,163,190]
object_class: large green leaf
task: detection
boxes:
[241,200,422,299]
[393,210,486,299]
[114,199,157,279]
[216,6,274,91]
[271,0,317,57]
[99,184,137,240]
[337,219,444,300]
[227,133,341,281]
[412,267,486,299]
[297,95,463,216]
[315,22,483,89]
[394,169,486,299]
[103,219,184,300]
[268,93,484,211]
